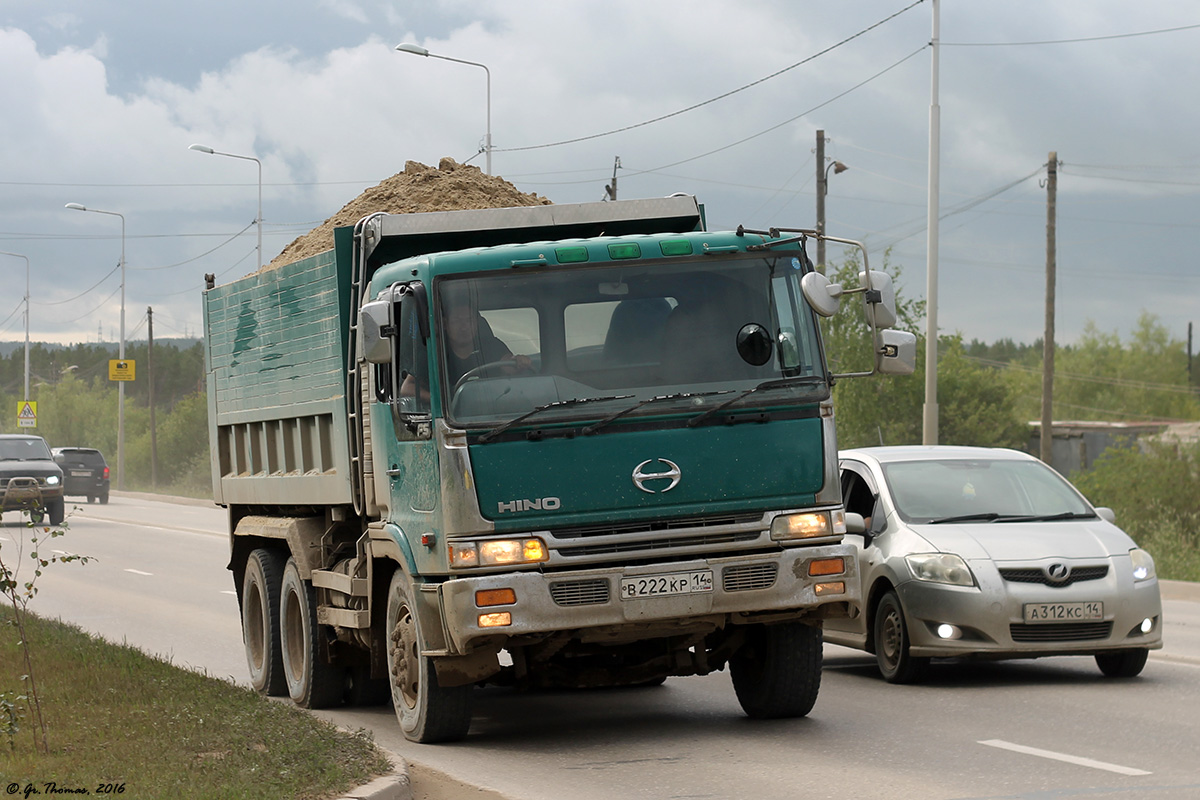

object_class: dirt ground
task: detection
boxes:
[263,157,551,271]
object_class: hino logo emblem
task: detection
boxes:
[632,458,681,494]
[1046,563,1071,582]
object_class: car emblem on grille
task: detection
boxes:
[632,458,681,494]
[1046,563,1070,582]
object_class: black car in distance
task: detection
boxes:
[52,447,110,504]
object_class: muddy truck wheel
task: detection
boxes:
[730,621,823,719]
[242,548,288,696]
[386,570,473,743]
[279,557,347,708]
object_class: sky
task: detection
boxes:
[1,0,1198,351]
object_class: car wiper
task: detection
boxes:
[582,390,734,436]
[928,512,1010,524]
[687,375,826,428]
[477,394,634,444]
[1000,511,1095,522]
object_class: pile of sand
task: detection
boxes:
[264,158,552,271]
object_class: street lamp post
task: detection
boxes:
[0,251,30,402]
[65,203,126,490]
[815,155,849,272]
[189,144,263,270]
[395,42,492,174]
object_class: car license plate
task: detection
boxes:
[1023,601,1103,623]
[620,570,713,600]
[71,470,91,477]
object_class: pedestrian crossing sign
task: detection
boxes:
[17,400,37,428]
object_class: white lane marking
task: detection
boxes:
[124,568,153,576]
[979,739,1151,776]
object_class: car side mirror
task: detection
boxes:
[1095,507,1116,524]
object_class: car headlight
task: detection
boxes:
[449,538,548,568]
[1130,548,1156,582]
[45,475,61,486]
[905,553,975,586]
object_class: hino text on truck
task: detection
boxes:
[203,195,915,742]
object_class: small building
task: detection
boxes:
[1027,420,1173,475]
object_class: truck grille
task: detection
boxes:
[722,563,778,592]
[1000,566,1109,586]
[549,512,766,561]
[550,578,610,607]
[1010,622,1113,642]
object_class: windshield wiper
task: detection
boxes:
[1002,511,1095,522]
[687,375,826,428]
[582,390,734,436]
[477,394,633,444]
[928,512,1020,524]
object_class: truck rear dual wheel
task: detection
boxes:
[730,621,822,718]
[386,570,473,743]
[242,548,288,696]
[280,558,347,708]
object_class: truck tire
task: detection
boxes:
[730,622,822,719]
[386,570,473,742]
[279,557,346,708]
[242,548,288,696]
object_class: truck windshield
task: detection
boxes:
[437,253,827,429]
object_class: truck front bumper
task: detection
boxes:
[433,544,860,654]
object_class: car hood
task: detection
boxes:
[909,519,1135,562]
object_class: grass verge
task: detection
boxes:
[1,610,392,799]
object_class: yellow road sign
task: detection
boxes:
[17,400,37,428]
[109,359,136,381]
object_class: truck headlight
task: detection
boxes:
[906,553,975,586]
[770,510,844,541]
[1130,548,1156,582]
[450,538,548,568]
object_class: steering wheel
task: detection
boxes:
[452,358,534,396]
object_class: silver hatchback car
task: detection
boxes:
[825,446,1163,682]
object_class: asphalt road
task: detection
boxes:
[5,492,1200,799]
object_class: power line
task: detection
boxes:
[497,0,926,154]
[942,22,1200,47]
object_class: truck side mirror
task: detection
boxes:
[876,329,916,376]
[860,270,897,329]
[800,271,843,317]
[359,299,394,364]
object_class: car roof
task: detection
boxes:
[53,446,102,453]
[0,434,47,441]
[839,445,1038,466]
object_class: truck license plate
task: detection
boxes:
[1023,601,1103,623]
[620,570,713,600]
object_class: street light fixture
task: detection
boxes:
[65,202,127,490]
[395,42,492,175]
[0,251,31,403]
[189,143,263,270]
[815,159,848,272]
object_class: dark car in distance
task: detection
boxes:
[52,447,110,504]
[1,434,65,525]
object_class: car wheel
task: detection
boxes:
[1095,649,1149,678]
[279,557,346,708]
[47,499,65,526]
[241,548,288,696]
[386,569,473,742]
[730,622,822,718]
[873,591,930,684]
[87,495,95,504]
[99,492,109,505]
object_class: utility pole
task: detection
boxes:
[148,306,158,488]
[815,130,827,273]
[604,156,621,201]
[1040,152,1058,466]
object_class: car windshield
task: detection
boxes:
[881,458,1094,524]
[436,253,828,428]
[0,438,53,461]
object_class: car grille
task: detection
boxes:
[722,563,778,592]
[550,578,610,607]
[1010,621,1113,642]
[1000,565,1109,586]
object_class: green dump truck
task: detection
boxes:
[204,195,914,742]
